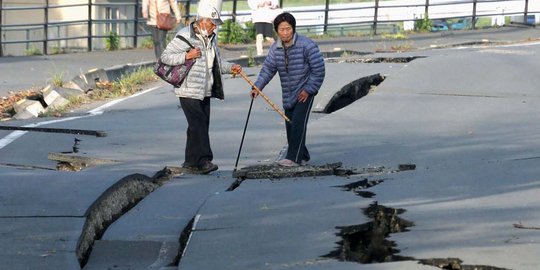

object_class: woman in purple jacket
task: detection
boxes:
[251,12,325,167]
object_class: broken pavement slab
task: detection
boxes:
[232,162,344,179]
[69,68,110,93]
[42,85,70,110]
[13,98,45,119]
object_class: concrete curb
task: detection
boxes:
[10,61,156,120]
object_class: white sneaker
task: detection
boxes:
[300,160,308,166]
[277,159,299,167]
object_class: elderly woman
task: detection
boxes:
[161,2,242,174]
[251,12,325,167]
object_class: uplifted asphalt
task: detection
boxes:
[1,25,539,98]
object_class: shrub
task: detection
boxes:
[415,13,432,32]
[105,31,120,51]
[219,19,255,44]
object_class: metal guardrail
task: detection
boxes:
[0,0,537,57]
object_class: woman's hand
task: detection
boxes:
[185,48,201,60]
[298,90,309,103]
[250,88,259,99]
[231,64,242,75]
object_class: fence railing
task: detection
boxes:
[0,0,537,57]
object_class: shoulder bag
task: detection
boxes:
[154,35,196,87]
[154,0,176,30]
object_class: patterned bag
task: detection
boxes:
[154,35,196,87]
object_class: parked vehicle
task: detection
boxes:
[450,19,468,30]
[431,20,449,31]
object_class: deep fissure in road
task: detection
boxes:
[335,178,385,198]
[327,181,511,270]
[170,216,196,266]
[317,73,385,114]
[324,202,414,263]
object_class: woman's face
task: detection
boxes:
[197,18,217,36]
[277,21,294,44]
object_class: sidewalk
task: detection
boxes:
[1,25,538,99]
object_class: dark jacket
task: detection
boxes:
[254,33,325,109]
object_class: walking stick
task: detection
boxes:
[233,97,254,172]
[237,71,290,122]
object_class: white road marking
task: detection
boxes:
[0,86,160,150]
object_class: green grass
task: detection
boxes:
[50,71,64,87]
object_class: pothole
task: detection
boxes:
[323,202,414,263]
[315,73,385,114]
[76,166,183,268]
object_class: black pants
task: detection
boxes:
[179,97,213,167]
[284,95,314,163]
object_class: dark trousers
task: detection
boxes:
[179,97,213,167]
[284,95,314,163]
[150,26,167,59]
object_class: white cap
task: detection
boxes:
[197,0,223,25]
